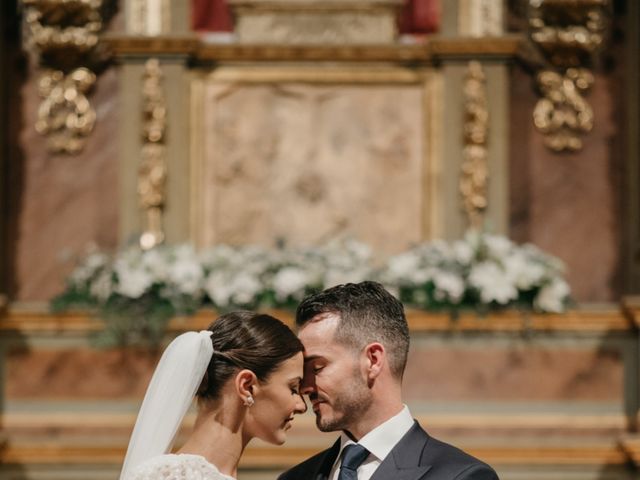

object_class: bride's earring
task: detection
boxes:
[244,395,254,407]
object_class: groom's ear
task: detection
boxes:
[363,343,385,381]
[235,369,258,399]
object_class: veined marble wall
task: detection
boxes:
[195,81,427,254]
[3,4,630,303]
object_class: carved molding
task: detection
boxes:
[527,0,611,152]
[22,0,112,154]
[103,34,523,62]
[460,61,488,229]
[138,58,167,250]
[1,305,632,333]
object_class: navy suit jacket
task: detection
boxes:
[278,422,498,480]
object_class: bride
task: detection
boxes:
[119,311,307,480]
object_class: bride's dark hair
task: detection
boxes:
[197,311,303,400]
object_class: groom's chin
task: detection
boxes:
[315,415,338,433]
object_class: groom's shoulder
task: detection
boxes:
[277,446,334,480]
[421,430,498,479]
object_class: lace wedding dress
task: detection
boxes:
[126,453,235,480]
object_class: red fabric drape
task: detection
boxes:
[192,0,440,34]
[192,0,233,32]
[399,0,441,34]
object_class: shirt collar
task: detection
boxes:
[337,405,414,463]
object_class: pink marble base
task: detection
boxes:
[403,346,622,401]
[11,66,120,301]
[509,67,621,302]
[7,347,160,399]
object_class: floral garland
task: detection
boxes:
[52,232,570,345]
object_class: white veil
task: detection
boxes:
[119,330,214,480]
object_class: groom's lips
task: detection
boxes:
[311,400,325,412]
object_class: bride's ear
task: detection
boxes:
[235,369,258,402]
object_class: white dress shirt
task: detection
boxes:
[328,405,415,480]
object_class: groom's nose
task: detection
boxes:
[300,373,316,396]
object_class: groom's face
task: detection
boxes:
[299,313,371,434]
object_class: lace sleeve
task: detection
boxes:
[126,454,234,480]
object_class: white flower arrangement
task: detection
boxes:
[379,231,570,314]
[52,232,570,345]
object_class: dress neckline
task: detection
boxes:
[171,453,236,480]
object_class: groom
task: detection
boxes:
[279,281,498,480]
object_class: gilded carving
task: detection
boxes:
[35,68,97,154]
[138,58,167,250]
[527,0,610,152]
[460,61,488,229]
[22,0,112,154]
[533,67,594,151]
[23,0,103,58]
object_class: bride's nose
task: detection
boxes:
[294,394,307,414]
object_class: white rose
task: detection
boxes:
[484,234,513,258]
[204,272,233,307]
[432,270,465,302]
[452,240,474,266]
[503,252,546,290]
[468,261,518,305]
[89,269,113,301]
[114,263,154,298]
[534,278,570,313]
[231,272,263,305]
[272,267,309,301]
[168,259,203,295]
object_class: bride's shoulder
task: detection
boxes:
[127,454,235,480]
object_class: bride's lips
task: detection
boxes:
[283,417,294,429]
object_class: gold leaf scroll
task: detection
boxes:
[35,68,97,154]
[527,0,610,152]
[138,58,167,250]
[533,67,594,152]
[22,0,105,154]
[460,61,489,229]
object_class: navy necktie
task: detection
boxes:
[337,444,370,480]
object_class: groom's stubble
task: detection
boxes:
[314,364,372,433]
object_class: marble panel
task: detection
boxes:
[229,0,402,44]
[198,82,426,254]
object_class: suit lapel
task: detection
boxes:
[370,422,432,480]
[313,438,341,480]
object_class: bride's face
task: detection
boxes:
[246,352,307,445]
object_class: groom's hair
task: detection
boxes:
[296,281,410,380]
